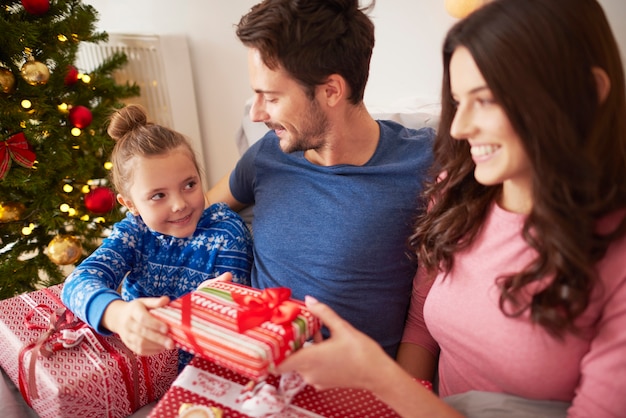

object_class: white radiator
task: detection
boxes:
[76,33,205,172]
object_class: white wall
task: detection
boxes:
[84,0,626,186]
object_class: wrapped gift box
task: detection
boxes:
[148,356,400,418]
[151,282,321,381]
[0,284,179,418]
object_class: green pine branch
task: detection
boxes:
[0,0,140,299]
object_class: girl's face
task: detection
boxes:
[448,46,534,213]
[118,146,205,238]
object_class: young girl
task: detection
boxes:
[62,105,253,360]
[277,0,626,417]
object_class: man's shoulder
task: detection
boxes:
[378,119,436,145]
[246,130,279,152]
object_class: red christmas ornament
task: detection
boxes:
[21,0,50,15]
[84,186,116,214]
[69,105,93,129]
[64,65,79,86]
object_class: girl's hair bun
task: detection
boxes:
[107,104,149,141]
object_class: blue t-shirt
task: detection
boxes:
[230,120,434,357]
[61,203,253,335]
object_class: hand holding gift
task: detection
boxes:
[151,281,321,381]
[101,296,175,356]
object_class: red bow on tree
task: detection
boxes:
[1,132,36,179]
[232,287,302,332]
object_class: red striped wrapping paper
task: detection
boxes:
[151,282,321,381]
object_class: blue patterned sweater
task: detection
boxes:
[61,202,253,336]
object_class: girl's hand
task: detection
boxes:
[101,296,174,356]
[197,271,233,289]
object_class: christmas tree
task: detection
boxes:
[0,0,139,299]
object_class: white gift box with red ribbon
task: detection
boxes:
[0,284,178,418]
[149,356,401,418]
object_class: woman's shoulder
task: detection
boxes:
[595,208,626,292]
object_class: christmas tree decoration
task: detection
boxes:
[64,65,79,85]
[20,58,50,86]
[445,0,488,18]
[46,234,83,265]
[21,0,50,15]
[0,132,37,179]
[0,202,26,223]
[69,105,93,128]
[0,0,140,299]
[0,67,16,94]
[84,186,116,214]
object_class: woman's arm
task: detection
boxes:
[277,297,463,418]
[396,342,438,382]
[398,267,440,381]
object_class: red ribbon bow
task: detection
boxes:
[1,132,36,179]
[18,304,86,403]
[17,289,145,415]
[232,288,302,332]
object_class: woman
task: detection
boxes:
[277,0,626,416]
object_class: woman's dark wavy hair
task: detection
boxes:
[409,0,626,337]
[236,0,375,104]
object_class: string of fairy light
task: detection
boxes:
[1,1,139,275]
[2,32,117,240]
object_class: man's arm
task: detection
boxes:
[205,170,247,212]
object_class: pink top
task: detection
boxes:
[402,204,626,418]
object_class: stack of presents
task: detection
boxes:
[0,281,400,417]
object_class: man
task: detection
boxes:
[207,0,434,358]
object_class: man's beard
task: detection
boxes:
[267,99,330,154]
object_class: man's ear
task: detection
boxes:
[320,74,346,107]
[592,66,611,104]
[117,194,138,215]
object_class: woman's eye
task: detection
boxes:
[476,95,497,106]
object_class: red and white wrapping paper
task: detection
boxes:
[151,282,321,381]
[0,284,179,418]
[148,356,401,418]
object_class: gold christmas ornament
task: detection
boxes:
[0,67,16,93]
[0,202,26,222]
[47,234,82,265]
[20,58,50,86]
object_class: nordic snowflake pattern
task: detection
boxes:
[61,203,253,333]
